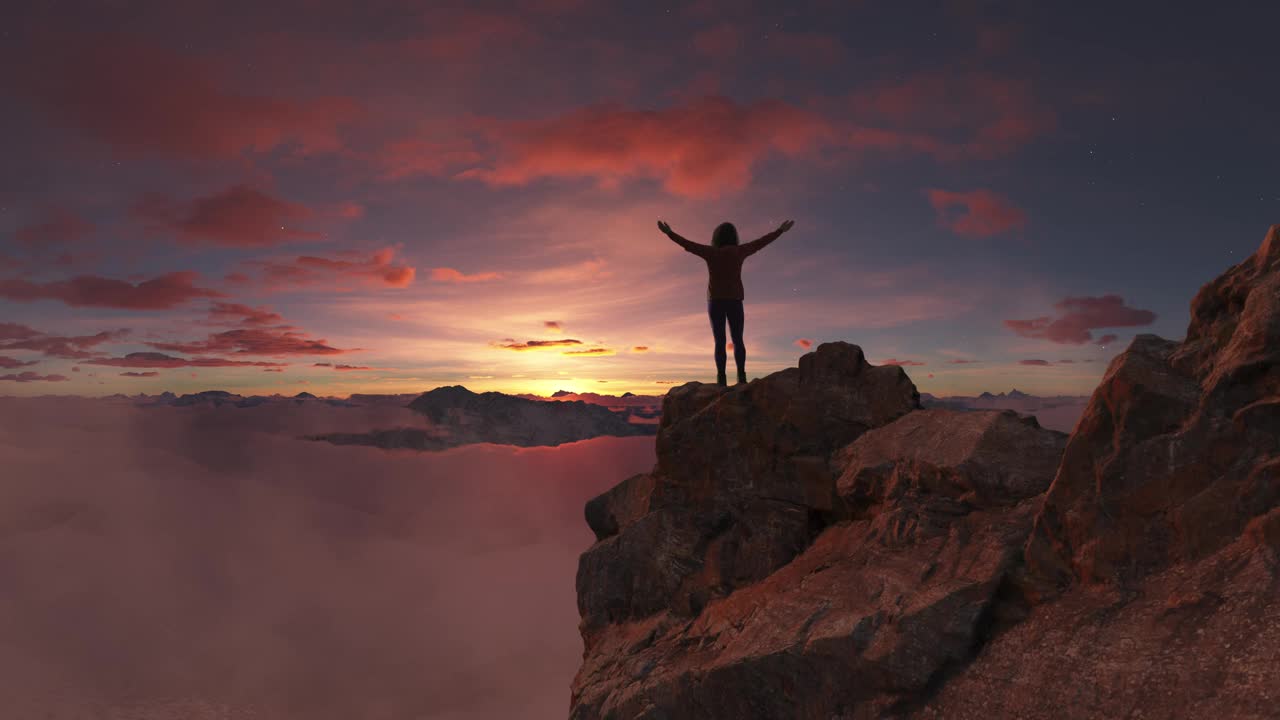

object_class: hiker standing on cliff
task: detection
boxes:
[658,219,796,386]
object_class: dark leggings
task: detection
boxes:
[708,298,745,376]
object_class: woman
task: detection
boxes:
[658,218,795,386]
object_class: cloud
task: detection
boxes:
[543,321,563,332]
[947,359,980,364]
[562,347,615,356]
[850,70,1055,159]
[1097,333,1119,346]
[493,338,583,351]
[632,346,649,352]
[0,397,655,719]
[120,371,160,377]
[15,209,93,247]
[880,358,926,366]
[133,186,319,247]
[430,267,504,283]
[794,338,813,349]
[207,302,287,327]
[1057,359,1075,364]
[0,372,69,382]
[314,363,373,371]
[456,96,834,198]
[1019,359,1051,366]
[0,323,42,341]
[0,272,224,309]
[1005,295,1156,345]
[86,352,286,369]
[926,189,1027,238]
[149,328,351,356]
[0,328,130,359]
[18,32,360,159]
[0,356,37,369]
[254,248,416,289]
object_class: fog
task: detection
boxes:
[0,397,655,719]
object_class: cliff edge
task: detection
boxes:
[572,225,1280,719]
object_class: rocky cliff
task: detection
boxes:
[572,225,1280,719]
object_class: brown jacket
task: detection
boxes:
[671,229,784,300]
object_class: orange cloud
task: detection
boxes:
[632,346,649,352]
[794,338,813,349]
[562,347,614,356]
[457,96,834,198]
[493,338,583,351]
[254,248,416,289]
[430,267,503,283]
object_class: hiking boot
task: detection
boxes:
[736,371,748,385]
[716,372,727,386]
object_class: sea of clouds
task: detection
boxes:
[0,396,655,719]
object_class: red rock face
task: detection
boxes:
[573,344,1067,718]
[1025,225,1280,593]
[572,225,1280,720]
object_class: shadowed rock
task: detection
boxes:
[572,345,1067,718]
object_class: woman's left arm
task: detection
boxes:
[658,220,711,257]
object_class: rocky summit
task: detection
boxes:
[572,226,1280,719]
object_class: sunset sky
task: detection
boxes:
[2,0,1277,397]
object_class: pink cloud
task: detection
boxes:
[254,248,416,289]
[207,302,287,327]
[133,185,319,247]
[0,328,130,359]
[1005,295,1155,345]
[1097,333,1119,346]
[430,267,503,283]
[544,321,563,332]
[86,352,286,369]
[120,371,160,377]
[19,32,360,159]
[0,356,38,369]
[926,189,1027,238]
[0,272,224,309]
[795,338,813,349]
[15,209,93,247]
[149,328,350,356]
[457,96,834,198]
[0,372,69,382]
[0,323,42,341]
[880,358,926,366]
[947,359,980,364]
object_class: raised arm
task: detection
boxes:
[658,220,711,258]
[740,219,795,257]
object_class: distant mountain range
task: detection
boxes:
[307,385,657,451]
[92,385,1085,445]
[920,389,1089,432]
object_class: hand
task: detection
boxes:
[657,220,674,237]
[776,219,795,234]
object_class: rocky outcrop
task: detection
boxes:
[1025,224,1280,593]
[572,225,1280,719]
[572,343,1067,718]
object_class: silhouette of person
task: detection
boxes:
[658,219,795,386]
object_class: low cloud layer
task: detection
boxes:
[0,397,655,719]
